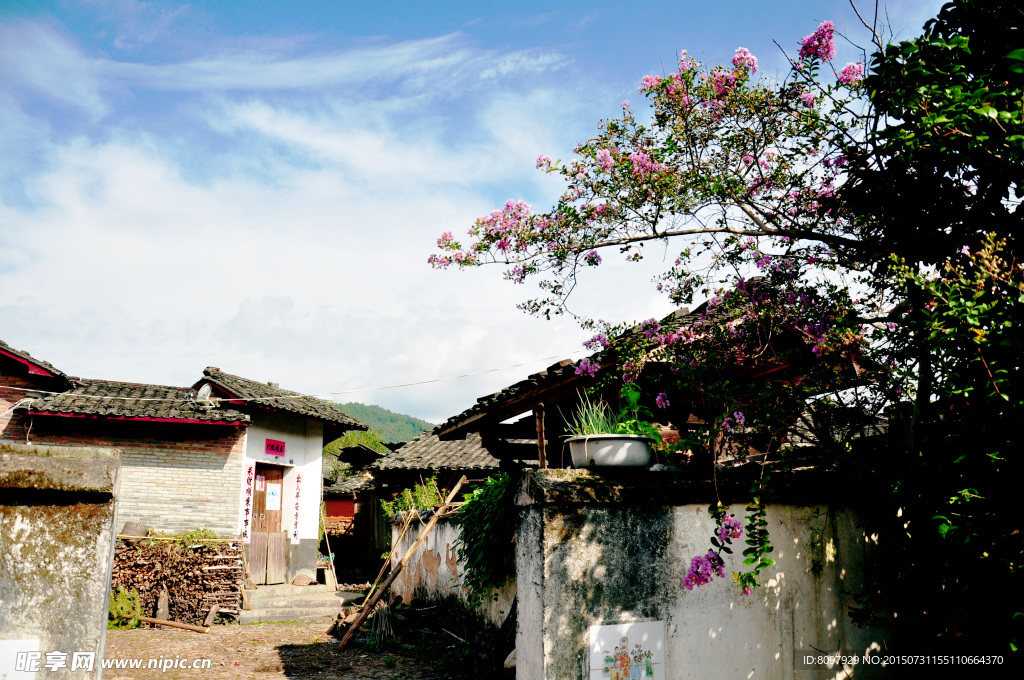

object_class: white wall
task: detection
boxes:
[518,502,887,680]
[239,413,323,544]
[391,512,516,627]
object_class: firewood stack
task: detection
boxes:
[111,541,244,625]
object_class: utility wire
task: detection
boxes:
[4,349,589,404]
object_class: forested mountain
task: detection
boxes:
[333,402,434,443]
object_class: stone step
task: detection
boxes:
[238,605,342,625]
[245,583,332,598]
[248,594,354,610]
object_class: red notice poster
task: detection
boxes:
[265,438,286,456]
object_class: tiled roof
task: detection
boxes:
[371,432,500,471]
[196,368,364,429]
[324,471,375,495]
[0,338,69,380]
[433,359,583,438]
[431,306,704,439]
[25,379,250,423]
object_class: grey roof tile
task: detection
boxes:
[196,368,364,429]
[324,471,375,495]
[371,432,499,471]
[25,379,250,423]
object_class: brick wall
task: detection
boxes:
[2,410,247,536]
[0,370,61,442]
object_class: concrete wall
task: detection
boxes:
[391,512,515,627]
[517,469,887,680]
[0,442,121,680]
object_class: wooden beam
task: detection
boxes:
[140,617,209,633]
[536,403,546,469]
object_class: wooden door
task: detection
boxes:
[250,464,287,584]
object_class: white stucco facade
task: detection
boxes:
[238,412,324,546]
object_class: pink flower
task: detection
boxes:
[536,155,552,170]
[621,99,630,107]
[682,551,725,590]
[800,91,817,108]
[629,151,665,177]
[731,47,758,74]
[656,393,670,409]
[838,61,864,85]
[678,50,695,73]
[639,75,662,92]
[575,358,599,377]
[716,514,743,542]
[584,250,602,266]
[798,20,836,63]
[596,148,614,171]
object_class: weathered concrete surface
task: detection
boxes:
[0,443,121,680]
[517,469,887,680]
[391,512,515,627]
[0,443,120,493]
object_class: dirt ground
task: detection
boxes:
[104,620,464,680]
[104,590,512,680]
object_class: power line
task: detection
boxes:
[4,349,588,403]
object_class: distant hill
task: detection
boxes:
[334,402,435,443]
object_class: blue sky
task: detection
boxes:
[0,0,944,423]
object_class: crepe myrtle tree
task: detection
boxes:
[432,1,1024,652]
[432,18,882,593]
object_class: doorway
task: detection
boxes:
[249,463,287,584]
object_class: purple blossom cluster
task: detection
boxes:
[583,333,610,350]
[575,357,599,377]
[629,151,666,177]
[798,21,837,63]
[639,75,662,93]
[731,47,758,74]
[716,514,743,542]
[656,392,670,409]
[838,61,864,85]
[721,410,745,431]
[596,148,614,171]
[641,318,661,338]
[682,550,725,590]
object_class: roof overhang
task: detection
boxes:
[25,410,249,426]
[0,348,62,377]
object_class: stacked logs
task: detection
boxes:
[111,540,244,625]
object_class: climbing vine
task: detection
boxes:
[453,473,517,604]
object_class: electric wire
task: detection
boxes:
[0,348,589,401]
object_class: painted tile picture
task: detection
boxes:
[589,621,665,680]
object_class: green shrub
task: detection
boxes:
[108,587,142,629]
[380,474,447,518]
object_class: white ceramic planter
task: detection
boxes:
[566,434,653,467]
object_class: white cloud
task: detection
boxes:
[0,21,109,117]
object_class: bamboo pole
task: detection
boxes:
[337,475,467,650]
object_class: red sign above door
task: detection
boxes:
[265,438,286,456]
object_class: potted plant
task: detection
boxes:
[564,384,662,467]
